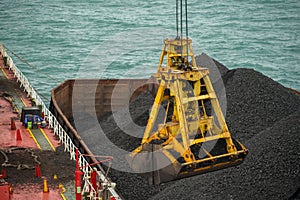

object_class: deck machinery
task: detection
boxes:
[128,1,248,185]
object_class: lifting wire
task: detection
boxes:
[176,0,189,69]
[185,0,189,66]
[176,0,179,38]
[3,44,61,103]
[180,0,183,62]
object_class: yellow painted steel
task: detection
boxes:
[0,67,9,79]
[59,183,67,200]
[19,96,27,107]
[130,38,248,184]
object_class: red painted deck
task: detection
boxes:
[0,52,66,199]
[0,53,60,150]
[0,98,37,148]
[10,185,62,200]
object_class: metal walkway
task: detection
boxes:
[28,128,55,151]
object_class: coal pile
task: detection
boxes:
[76,54,300,199]
[148,56,300,200]
[93,94,178,199]
[223,68,300,142]
[99,91,154,152]
[150,110,300,200]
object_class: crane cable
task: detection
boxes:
[185,0,189,66]
[176,0,189,68]
[176,0,179,38]
[180,0,183,62]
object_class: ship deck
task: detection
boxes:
[0,52,74,199]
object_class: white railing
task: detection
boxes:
[0,44,121,200]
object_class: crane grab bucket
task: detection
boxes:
[127,38,248,185]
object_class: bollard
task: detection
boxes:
[11,117,16,130]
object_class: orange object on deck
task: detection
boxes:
[0,181,12,200]
[10,117,16,130]
[1,169,6,179]
[43,178,49,193]
[16,129,22,141]
[35,164,41,178]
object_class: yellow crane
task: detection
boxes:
[128,0,248,184]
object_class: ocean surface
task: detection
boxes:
[0,0,299,102]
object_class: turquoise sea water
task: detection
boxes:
[0,0,299,102]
